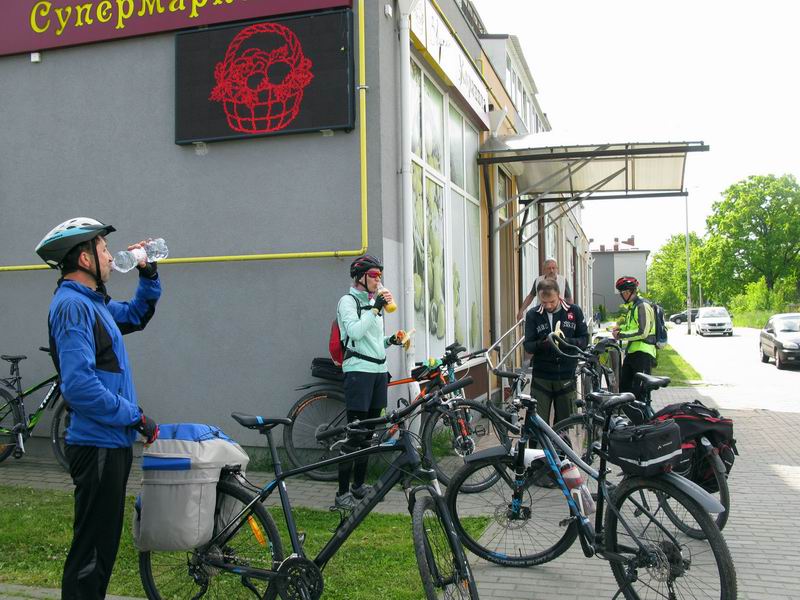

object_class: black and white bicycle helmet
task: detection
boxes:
[349,254,383,279]
[35,217,115,268]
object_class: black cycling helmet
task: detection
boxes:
[615,276,639,292]
[36,217,115,268]
[350,254,383,279]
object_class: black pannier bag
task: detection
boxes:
[311,357,344,382]
[652,400,738,491]
[608,419,682,477]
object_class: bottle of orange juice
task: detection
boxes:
[377,285,397,313]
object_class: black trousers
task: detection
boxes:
[62,445,133,600]
[619,351,655,401]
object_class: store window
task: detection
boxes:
[411,59,483,356]
[545,213,557,261]
[424,77,444,173]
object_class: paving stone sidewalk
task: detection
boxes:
[2,386,799,599]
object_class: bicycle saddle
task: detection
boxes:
[634,373,671,390]
[231,412,292,431]
[586,391,637,413]
[1,354,27,363]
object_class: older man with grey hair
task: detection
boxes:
[517,258,573,321]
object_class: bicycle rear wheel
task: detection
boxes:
[422,399,511,492]
[413,495,478,600]
[50,399,70,471]
[283,388,347,481]
[139,479,284,600]
[0,389,22,463]
[605,476,736,600]
[446,454,578,567]
[662,451,730,538]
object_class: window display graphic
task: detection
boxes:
[210,22,314,134]
[176,9,354,144]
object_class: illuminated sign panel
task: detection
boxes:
[175,9,354,144]
[0,0,351,57]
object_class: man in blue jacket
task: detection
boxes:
[35,218,161,600]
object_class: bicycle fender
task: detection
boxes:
[464,445,509,464]
[659,472,725,514]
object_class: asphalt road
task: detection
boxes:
[666,324,799,412]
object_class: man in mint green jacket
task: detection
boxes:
[335,254,407,509]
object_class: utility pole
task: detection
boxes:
[685,193,692,335]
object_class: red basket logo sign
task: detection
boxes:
[210,22,314,134]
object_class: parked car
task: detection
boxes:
[760,313,800,370]
[695,306,733,336]
[669,308,699,324]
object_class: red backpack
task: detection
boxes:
[329,295,363,366]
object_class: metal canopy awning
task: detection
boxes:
[478,134,709,245]
[480,133,708,197]
[478,133,709,344]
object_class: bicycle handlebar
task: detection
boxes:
[314,376,475,442]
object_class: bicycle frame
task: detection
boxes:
[205,427,440,581]
[0,373,60,453]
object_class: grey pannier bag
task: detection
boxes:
[132,423,249,552]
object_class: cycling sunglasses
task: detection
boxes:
[366,270,383,279]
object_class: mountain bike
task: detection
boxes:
[446,335,736,599]
[283,343,515,490]
[551,339,732,536]
[138,378,479,600]
[0,348,70,470]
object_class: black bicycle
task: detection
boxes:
[138,377,479,600]
[0,347,70,470]
[552,339,732,537]
[446,336,736,599]
[283,342,515,490]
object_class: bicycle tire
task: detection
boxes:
[50,399,70,471]
[662,451,730,538]
[412,495,479,600]
[422,399,510,492]
[283,388,348,481]
[139,478,284,600]
[446,454,578,567]
[0,388,22,463]
[605,476,736,600]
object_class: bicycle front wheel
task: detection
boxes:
[605,476,736,600]
[413,495,478,600]
[0,389,22,463]
[446,454,577,567]
[283,388,347,481]
[50,399,70,471]
[139,479,284,600]
[422,399,511,492]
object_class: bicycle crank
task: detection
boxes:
[276,556,324,600]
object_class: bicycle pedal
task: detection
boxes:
[473,425,486,436]
[13,449,23,459]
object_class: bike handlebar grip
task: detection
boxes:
[548,333,586,358]
[492,369,519,380]
[439,376,473,396]
[39,346,50,353]
[315,424,348,442]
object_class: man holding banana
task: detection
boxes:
[522,278,588,425]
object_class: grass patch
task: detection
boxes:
[731,310,772,329]
[0,485,487,599]
[654,345,702,385]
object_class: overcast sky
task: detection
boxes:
[471,0,800,254]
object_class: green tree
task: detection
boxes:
[646,233,703,315]
[706,174,800,291]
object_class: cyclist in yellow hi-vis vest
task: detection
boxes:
[611,276,656,401]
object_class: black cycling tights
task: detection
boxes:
[338,407,383,494]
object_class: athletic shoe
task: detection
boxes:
[334,491,356,510]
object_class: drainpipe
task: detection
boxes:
[398,0,419,391]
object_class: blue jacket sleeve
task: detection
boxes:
[106,274,161,335]
[51,300,141,426]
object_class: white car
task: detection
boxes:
[695,307,733,337]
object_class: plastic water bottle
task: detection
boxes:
[113,238,169,273]
[561,460,596,514]
[376,285,397,313]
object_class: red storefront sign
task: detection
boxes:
[0,0,351,57]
